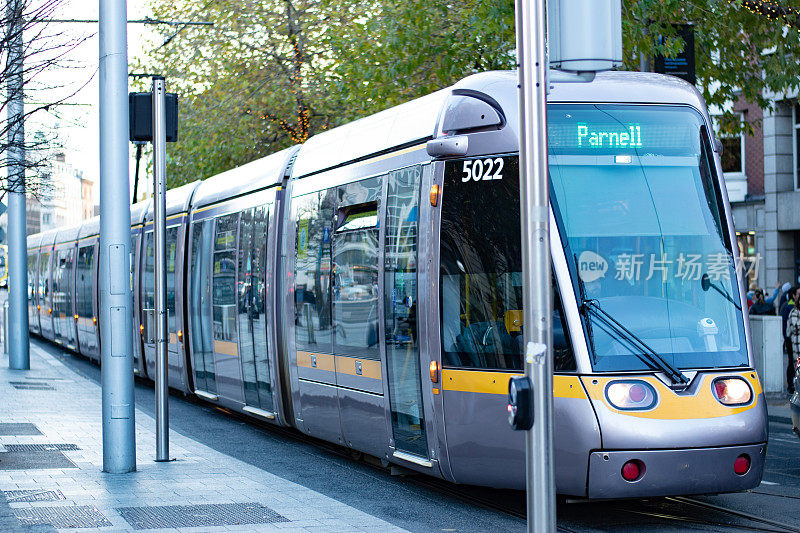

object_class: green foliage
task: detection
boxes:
[139,0,800,185]
[622,0,800,134]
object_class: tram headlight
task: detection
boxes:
[605,381,657,410]
[712,377,752,406]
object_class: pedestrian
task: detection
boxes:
[786,295,800,394]
[749,289,775,315]
[783,286,800,394]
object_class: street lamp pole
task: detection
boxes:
[515,0,555,529]
[98,0,136,473]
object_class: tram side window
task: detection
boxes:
[144,231,154,313]
[27,253,36,303]
[213,213,239,343]
[166,226,178,333]
[440,157,576,371]
[294,189,335,353]
[39,252,50,307]
[332,176,381,359]
[189,219,216,393]
[76,245,94,324]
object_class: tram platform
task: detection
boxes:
[0,341,407,533]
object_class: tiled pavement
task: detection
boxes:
[0,342,407,533]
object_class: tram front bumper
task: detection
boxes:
[586,444,766,499]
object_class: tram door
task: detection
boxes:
[141,226,183,388]
[189,219,217,396]
[236,205,273,412]
[210,213,244,403]
[383,166,428,459]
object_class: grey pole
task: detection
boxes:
[99,0,136,473]
[6,0,30,371]
[514,0,555,530]
[152,76,170,462]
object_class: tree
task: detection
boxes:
[1,0,84,200]
[624,0,800,133]
[137,0,359,187]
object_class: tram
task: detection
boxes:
[26,71,767,498]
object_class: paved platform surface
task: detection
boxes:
[0,342,407,533]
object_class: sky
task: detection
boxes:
[29,0,161,205]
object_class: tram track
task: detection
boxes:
[666,496,800,533]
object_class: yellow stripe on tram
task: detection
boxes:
[441,369,587,399]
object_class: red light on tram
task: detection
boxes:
[715,381,727,399]
[734,454,750,475]
[621,460,643,482]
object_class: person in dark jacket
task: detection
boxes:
[749,289,775,315]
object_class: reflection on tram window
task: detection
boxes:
[238,206,273,410]
[213,213,239,344]
[294,189,336,353]
[166,226,178,332]
[440,156,576,371]
[333,176,381,359]
[384,165,427,457]
[76,246,93,326]
[39,251,50,313]
[548,104,747,372]
[189,220,216,393]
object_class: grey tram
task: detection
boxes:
[27,71,767,498]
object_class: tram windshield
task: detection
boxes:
[549,104,747,372]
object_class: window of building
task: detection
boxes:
[718,113,745,177]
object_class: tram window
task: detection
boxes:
[440,156,576,371]
[39,251,50,306]
[189,219,216,393]
[143,231,154,313]
[548,105,746,371]
[213,213,239,343]
[27,253,36,303]
[294,189,335,353]
[166,226,178,332]
[238,208,258,406]
[76,245,94,325]
[332,177,381,359]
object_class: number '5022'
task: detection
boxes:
[462,158,504,182]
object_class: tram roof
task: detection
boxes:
[27,233,41,249]
[35,229,58,250]
[289,89,449,179]
[289,71,707,180]
[192,146,298,209]
[54,225,81,245]
[144,180,201,222]
[77,216,99,240]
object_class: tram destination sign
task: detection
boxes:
[548,118,696,154]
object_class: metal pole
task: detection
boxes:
[514,0,555,530]
[7,0,30,370]
[99,0,136,473]
[152,76,169,462]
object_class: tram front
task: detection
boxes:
[433,71,767,497]
[548,99,767,497]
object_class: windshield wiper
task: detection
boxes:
[573,267,689,386]
[580,299,689,386]
[701,273,742,311]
